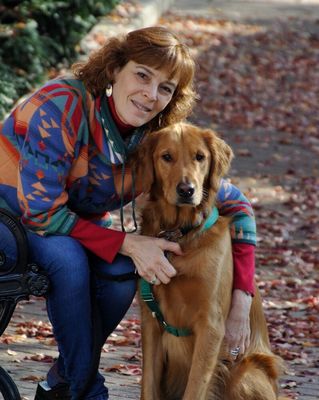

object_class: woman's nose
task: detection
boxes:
[144,84,158,101]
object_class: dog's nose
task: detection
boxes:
[177,182,195,199]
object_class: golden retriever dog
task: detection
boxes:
[134,122,283,400]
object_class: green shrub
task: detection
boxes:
[0,0,119,120]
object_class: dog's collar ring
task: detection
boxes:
[158,229,183,242]
[230,346,240,357]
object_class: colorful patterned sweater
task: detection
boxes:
[0,77,256,293]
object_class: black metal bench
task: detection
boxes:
[0,208,50,399]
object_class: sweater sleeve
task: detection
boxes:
[216,179,256,295]
[232,243,255,295]
[16,82,86,235]
[216,179,256,245]
[70,218,126,263]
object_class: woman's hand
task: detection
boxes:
[225,289,252,357]
[119,234,182,284]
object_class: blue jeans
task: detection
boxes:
[0,224,137,400]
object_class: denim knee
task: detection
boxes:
[26,231,90,293]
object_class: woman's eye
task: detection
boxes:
[161,86,173,95]
[137,71,148,80]
[196,153,205,161]
[162,153,172,162]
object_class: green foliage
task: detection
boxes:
[0,63,32,121]
[0,0,119,120]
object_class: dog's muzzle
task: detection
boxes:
[176,182,195,203]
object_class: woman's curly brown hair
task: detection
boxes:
[72,26,196,130]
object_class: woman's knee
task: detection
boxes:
[91,253,136,277]
[26,233,90,292]
[92,255,137,312]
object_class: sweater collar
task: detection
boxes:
[99,94,145,164]
[107,95,134,137]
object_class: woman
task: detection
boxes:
[0,26,255,399]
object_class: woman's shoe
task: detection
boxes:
[34,381,71,399]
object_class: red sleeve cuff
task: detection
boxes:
[232,242,255,295]
[70,218,126,263]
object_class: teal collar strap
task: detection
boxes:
[202,206,219,231]
[140,206,219,337]
[139,278,192,337]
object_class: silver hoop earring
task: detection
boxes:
[105,83,113,97]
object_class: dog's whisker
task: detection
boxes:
[202,187,209,200]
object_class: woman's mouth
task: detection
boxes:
[131,100,152,113]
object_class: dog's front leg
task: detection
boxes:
[182,325,223,400]
[140,308,164,400]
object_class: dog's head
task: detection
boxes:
[134,122,233,209]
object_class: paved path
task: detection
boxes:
[1,297,141,399]
[170,0,319,21]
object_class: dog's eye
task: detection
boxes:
[162,153,172,162]
[196,153,205,161]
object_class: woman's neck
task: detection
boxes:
[107,95,134,137]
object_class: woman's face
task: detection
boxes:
[112,61,178,127]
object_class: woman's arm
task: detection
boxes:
[216,179,257,354]
[217,178,257,294]
[17,81,85,235]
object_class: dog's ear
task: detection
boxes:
[203,129,234,191]
[130,134,155,193]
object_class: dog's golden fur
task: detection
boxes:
[134,122,283,400]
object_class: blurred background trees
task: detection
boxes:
[0,0,119,119]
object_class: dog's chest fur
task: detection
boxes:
[141,205,233,334]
